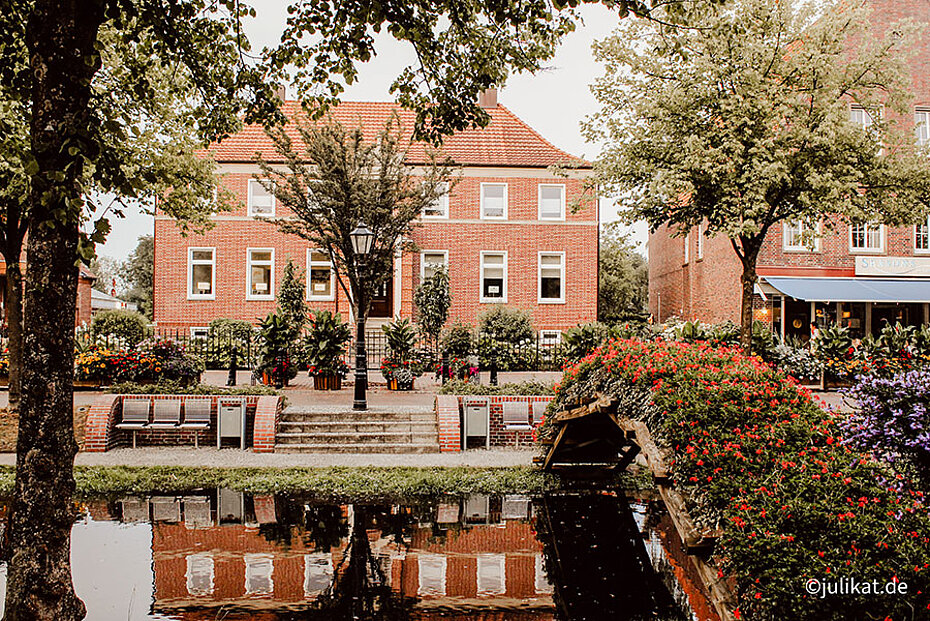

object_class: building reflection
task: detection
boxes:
[110,491,555,620]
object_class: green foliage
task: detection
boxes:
[587,0,930,348]
[202,318,256,369]
[119,235,154,319]
[414,266,451,350]
[106,380,279,398]
[209,318,254,341]
[276,258,308,343]
[258,117,456,321]
[561,322,613,363]
[257,312,297,385]
[598,223,647,324]
[383,318,418,360]
[554,339,930,619]
[437,380,555,396]
[478,306,533,344]
[441,320,474,359]
[90,309,149,347]
[772,343,823,384]
[303,310,352,378]
[381,318,425,386]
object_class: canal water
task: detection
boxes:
[0,491,719,620]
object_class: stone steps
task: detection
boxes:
[275,407,440,453]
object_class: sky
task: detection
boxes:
[96,3,647,261]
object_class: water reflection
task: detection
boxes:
[0,490,717,620]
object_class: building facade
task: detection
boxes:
[648,0,930,340]
[153,94,598,336]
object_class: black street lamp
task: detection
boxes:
[350,222,375,410]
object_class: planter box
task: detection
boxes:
[386,378,414,391]
[313,374,342,391]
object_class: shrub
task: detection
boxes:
[137,337,204,384]
[772,343,822,383]
[438,379,555,396]
[91,309,149,347]
[106,380,279,397]
[302,310,351,378]
[205,318,256,369]
[478,305,533,344]
[276,258,308,343]
[552,338,930,620]
[441,320,474,359]
[842,370,930,488]
[561,322,613,363]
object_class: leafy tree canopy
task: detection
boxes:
[598,223,647,324]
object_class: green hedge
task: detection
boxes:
[437,379,555,396]
[550,338,930,620]
[106,381,279,397]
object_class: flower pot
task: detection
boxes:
[387,378,413,391]
[313,374,342,391]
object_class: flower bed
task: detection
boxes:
[549,339,930,620]
[74,338,203,386]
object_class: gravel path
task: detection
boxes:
[0,447,537,468]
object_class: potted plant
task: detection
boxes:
[380,318,424,390]
[256,312,298,388]
[303,310,351,390]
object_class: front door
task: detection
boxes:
[369,275,393,318]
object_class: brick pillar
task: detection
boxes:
[252,395,281,453]
[436,396,461,453]
[83,394,120,452]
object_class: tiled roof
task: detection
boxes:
[206,101,590,169]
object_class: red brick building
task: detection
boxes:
[0,260,94,329]
[649,0,930,341]
[153,93,597,336]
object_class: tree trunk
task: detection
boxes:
[5,1,105,619]
[738,245,761,354]
[5,259,23,412]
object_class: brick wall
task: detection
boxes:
[84,394,283,452]
[438,394,553,451]
[154,171,597,332]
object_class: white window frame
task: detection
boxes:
[782,220,821,252]
[538,251,566,304]
[303,553,334,597]
[538,183,566,221]
[417,554,447,596]
[540,330,562,346]
[422,181,449,219]
[480,251,508,303]
[420,250,449,281]
[244,553,274,596]
[683,232,689,265]
[916,217,930,254]
[477,554,506,596]
[190,327,209,339]
[187,247,216,300]
[246,248,275,300]
[535,553,553,595]
[850,104,875,130]
[916,109,930,147]
[849,222,885,254]
[185,553,215,597]
[480,183,508,220]
[306,249,335,301]
[248,179,275,218]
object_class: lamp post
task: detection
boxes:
[350,222,375,410]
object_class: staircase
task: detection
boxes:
[275,406,441,453]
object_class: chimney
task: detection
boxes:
[478,88,498,109]
[274,84,287,102]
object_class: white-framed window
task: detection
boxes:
[538,184,565,220]
[188,248,216,300]
[916,109,930,146]
[247,248,275,299]
[477,554,506,596]
[420,250,448,281]
[849,222,884,253]
[540,330,562,346]
[190,327,209,340]
[480,252,507,303]
[783,220,821,252]
[683,232,689,265]
[916,217,930,253]
[248,179,275,217]
[480,183,508,219]
[534,554,553,594]
[696,223,705,260]
[304,553,334,597]
[244,553,274,596]
[850,104,875,130]
[538,252,565,304]
[306,249,335,301]
[417,554,447,596]
[423,182,449,218]
[186,553,214,596]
